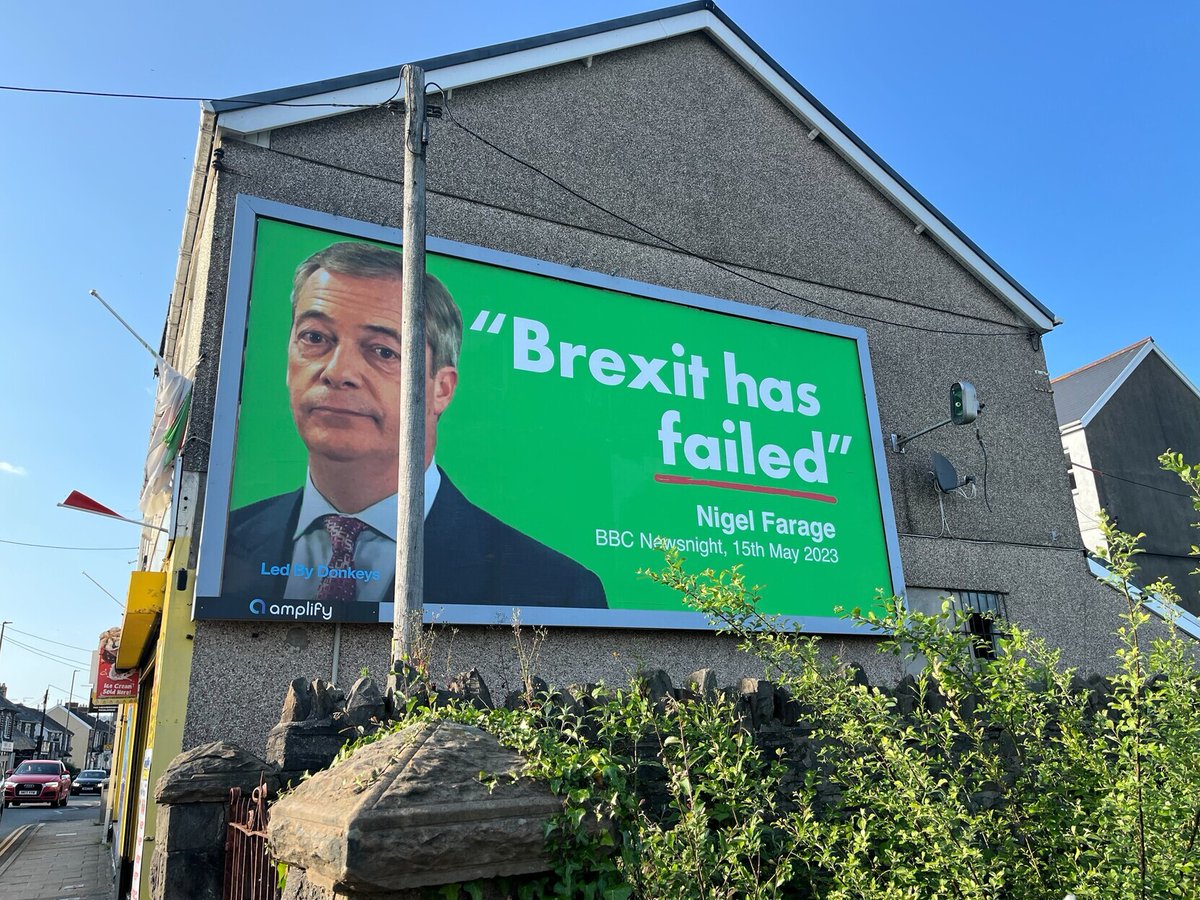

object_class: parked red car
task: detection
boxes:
[4,760,72,807]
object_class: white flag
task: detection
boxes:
[139,363,192,518]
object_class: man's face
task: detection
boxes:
[286,268,457,472]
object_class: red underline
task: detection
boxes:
[654,473,838,504]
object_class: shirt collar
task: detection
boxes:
[293,460,441,541]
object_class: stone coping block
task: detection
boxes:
[268,718,350,781]
[268,720,563,893]
[156,740,279,804]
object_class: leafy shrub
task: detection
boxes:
[371,454,1200,899]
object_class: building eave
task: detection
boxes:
[191,2,1054,333]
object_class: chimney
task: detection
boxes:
[0,683,6,699]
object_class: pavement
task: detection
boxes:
[0,818,114,900]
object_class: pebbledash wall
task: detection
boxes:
[159,10,1179,756]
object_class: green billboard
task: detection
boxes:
[194,196,902,630]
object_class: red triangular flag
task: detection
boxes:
[61,491,122,518]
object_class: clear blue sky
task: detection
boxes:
[1,1,1195,706]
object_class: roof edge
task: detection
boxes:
[49,705,97,728]
[200,1,1056,329]
[1051,337,1152,384]
[697,6,1055,326]
[210,1,713,112]
[1079,341,1154,426]
[1069,338,1200,429]
[1077,340,1156,427]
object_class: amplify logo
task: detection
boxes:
[247,598,334,621]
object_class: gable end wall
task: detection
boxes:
[1088,353,1200,609]
[176,34,1158,754]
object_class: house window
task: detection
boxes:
[1065,451,1077,491]
[950,591,1007,661]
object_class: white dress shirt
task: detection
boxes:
[283,462,441,603]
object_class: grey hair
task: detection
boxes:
[291,241,463,371]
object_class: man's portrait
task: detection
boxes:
[222,240,606,610]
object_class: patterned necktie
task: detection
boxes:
[315,515,368,602]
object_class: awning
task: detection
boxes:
[116,571,167,670]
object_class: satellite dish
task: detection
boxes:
[932,452,960,493]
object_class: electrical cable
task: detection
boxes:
[0,83,374,108]
[9,640,92,667]
[898,532,1083,552]
[380,70,406,108]
[1070,461,1194,499]
[0,537,137,551]
[936,486,951,537]
[975,425,992,511]
[4,638,91,669]
[928,474,979,538]
[1136,550,1200,563]
[6,629,93,654]
[256,140,1032,339]
[427,184,1026,329]
[0,80,1051,337]
[265,139,1023,327]
[439,105,1030,338]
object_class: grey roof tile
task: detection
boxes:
[1052,339,1151,426]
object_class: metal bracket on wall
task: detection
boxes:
[384,102,443,118]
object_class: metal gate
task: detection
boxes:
[223,780,281,900]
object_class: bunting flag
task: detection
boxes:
[139,362,193,518]
[61,490,123,518]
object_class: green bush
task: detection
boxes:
[373,453,1200,899]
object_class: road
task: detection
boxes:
[0,796,104,866]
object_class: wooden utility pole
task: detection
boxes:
[390,64,428,687]
[36,688,48,756]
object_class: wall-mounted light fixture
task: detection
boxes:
[890,381,980,453]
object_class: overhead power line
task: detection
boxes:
[429,187,1025,330]
[5,637,90,669]
[0,537,137,551]
[7,628,93,654]
[263,137,1028,334]
[435,101,1031,339]
[1071,462,1195,500]
[0,83,373,108]
[259,138,1028,339]
[3,77,1039,338]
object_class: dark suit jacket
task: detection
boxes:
[222,469,607,609]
